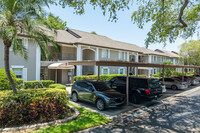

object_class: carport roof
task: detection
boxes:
[68,60,200,68]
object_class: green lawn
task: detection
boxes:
[32,104,112,133]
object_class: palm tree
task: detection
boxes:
[0,0,60,94]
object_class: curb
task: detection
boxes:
[0,106,80,133]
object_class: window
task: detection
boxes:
[154,56,156,63]
[9,39,26,51]
[119,51,125,60]
[12,68,23,79]
[77,82,88,88]
[119,68,125,74]
[102,49,109,58]
[102,67,109,75]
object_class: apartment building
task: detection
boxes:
[0,28,180,84]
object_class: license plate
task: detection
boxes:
[162,85,166,93]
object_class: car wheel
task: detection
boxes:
[96,99,105,111]
[171,85,178,90]
[72,92,78,102]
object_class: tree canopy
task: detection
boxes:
[40,13,67,30]
[131,0,200,47]
[179,40,200,65]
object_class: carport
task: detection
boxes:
[68,60,200,105]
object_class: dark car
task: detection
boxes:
[107,76,163,104]
[71,80,125,111]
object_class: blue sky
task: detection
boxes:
[45,4,198,52]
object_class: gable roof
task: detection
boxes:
[54,28,169,57]
[155,49,179,58]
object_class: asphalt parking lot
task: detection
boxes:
[66,85,200,119]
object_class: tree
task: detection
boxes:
[131,0,200,47]
[0,0,60,94]
[179,40,200,65]
[163,61,174,77]
[0,0,131,94]
[39,13,67,30]
[91,31,97,35]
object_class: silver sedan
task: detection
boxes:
[159,78,188,90]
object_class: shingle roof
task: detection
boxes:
[155,49,179,58]
[54,28,169,57]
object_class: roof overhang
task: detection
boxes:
[48,63,75,70]
[68,60,200,68]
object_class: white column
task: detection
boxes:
[127,52,129,61]
[76,45,82,76]
[36,44,41,81]
[135,53,139,75]
[95,48,99,75]
[148,55,152,77]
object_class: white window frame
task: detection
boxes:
[10,65,27,81]
[118,67,125,74]
[101,48,110,58]
[118,51,125,60]
[101,67,110,75]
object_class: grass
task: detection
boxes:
[32,103,112,133]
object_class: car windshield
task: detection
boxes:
[148,79,161,88]
[92,82,111,91]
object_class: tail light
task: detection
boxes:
[149,84,152,86]
[145,89,151,95]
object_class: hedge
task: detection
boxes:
[24,80,55,89]
[152,71,195,78]
[16,78,24,89]
[0,88,69,127]
[0,69,17,90]
[74,74,147,81]
[49,84,66,90]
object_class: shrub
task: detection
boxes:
[0,69,17,90]
[0,89,69,127]
[49,84,62,88]
[56,85,66,90]
[74,74,147,81]
[24,80,55,89]
[49,84,66,90]
[16,78,24,89]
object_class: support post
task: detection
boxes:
[159,67,161,79]
[174,67,176,77]
[71,69,74,84]
[126,66,129,105]
[136,67,138,77]
[182,67,184,82]
[97,65,100,81]
[55,69,57,83]
[162,66,165,84]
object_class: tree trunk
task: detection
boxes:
[4,45,17,94]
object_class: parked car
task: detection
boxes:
[184,76,199,85]
[193,75,200,81]
[159,78,188,90]
[107,76,164,104]
[173,76,192,87]
[71,80,125,111]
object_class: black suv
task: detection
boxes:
[107,76,163,104]
[71,80,125,110]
